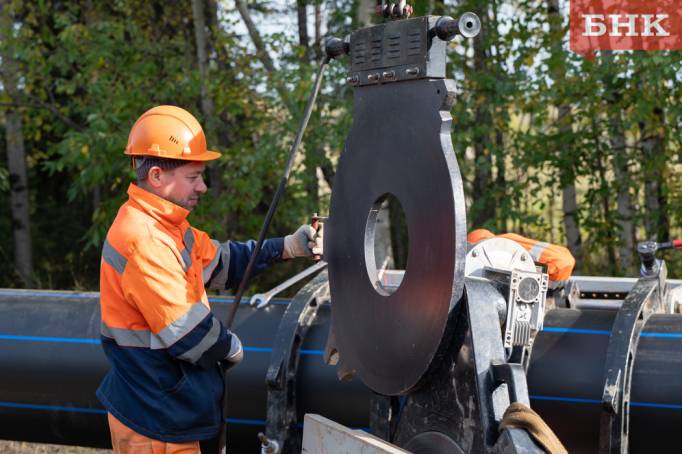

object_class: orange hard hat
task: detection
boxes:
[124,105,220,161]
[467,228,495,244]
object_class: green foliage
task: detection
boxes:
[1,0,681,291]
[445,0,682,277]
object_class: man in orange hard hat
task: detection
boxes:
[97,106,321,453]
[467,228,575,288]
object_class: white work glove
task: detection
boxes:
[311,222,323,257]
[283,224,322,259]
[223,332,243,371]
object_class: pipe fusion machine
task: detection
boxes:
[2,9,682,454]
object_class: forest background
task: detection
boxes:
[1,0,681,292]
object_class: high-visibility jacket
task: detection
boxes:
[97,184,284,442]
[467,229,575,285]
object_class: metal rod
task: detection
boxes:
[226,56,331,329]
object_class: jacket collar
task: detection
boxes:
[127,183,189,227]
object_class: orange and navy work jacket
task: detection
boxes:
[467,229,576,286]
[97,184,283,442]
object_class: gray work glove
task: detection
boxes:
[283,224,322,259]
[223,332,243,371]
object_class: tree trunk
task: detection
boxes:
[548,186,556,244]
[4,113,33,287]
[558,106,582,266]
[295,0,319,213]
[234,0,276,75]
[191,0,222,194]
[561,182,582,262]
[640,107,669,242]
[597,154,618,274]
[235,0,291,108]
[357,0,375,26]
[1,0,33,286]
[308,2,336,192]
[297,0,311,62]
[610,113,634,272]
[313,1,323,61]
[494,128,506,232]
[547,0,582,268]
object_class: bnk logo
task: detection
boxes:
[570,0,682,58]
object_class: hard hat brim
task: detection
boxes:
[124,149,222,161]
[178,150,222,161]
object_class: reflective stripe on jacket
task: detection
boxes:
[467,229,575,284]
[97,183,283,442]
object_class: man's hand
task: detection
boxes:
[223,332,243,372]
[283,224,323,259]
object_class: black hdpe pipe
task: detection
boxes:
[527,309,682,453]
[0,289,369,452]
[2,290,682,453]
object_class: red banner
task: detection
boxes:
[570,0,682,58]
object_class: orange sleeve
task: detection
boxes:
[498,233,575,283]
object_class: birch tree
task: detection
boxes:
[0,0,33,286]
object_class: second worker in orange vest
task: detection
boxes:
[98,106,322,453]
[467,228,575,288]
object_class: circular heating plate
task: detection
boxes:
[326,79,466,395]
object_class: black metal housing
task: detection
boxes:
[348,16,447,86]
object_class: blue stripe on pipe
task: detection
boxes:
[0,401,107,414]
[2,398,682,427]
[542,327,611,336]
[0,402,271,425]
[0,336,324,357]
[530,395,601,404]
[242,346,323,356]
[243,346,272,353]
[225,417,266,426]
[0,291,97,299]
[2,330,678,351]
[0,334,101,344]
[531,395,682,410]
[639,332,682,339]
[543,327,682,339]
[630,402,682,409]
[210,297,290,306]
[0,290,291,306]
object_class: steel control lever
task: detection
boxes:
[638,239,682,277]
[225,39,347,329]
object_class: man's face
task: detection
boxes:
[154,161,208,211]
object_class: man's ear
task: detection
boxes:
[147,166,164,188]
